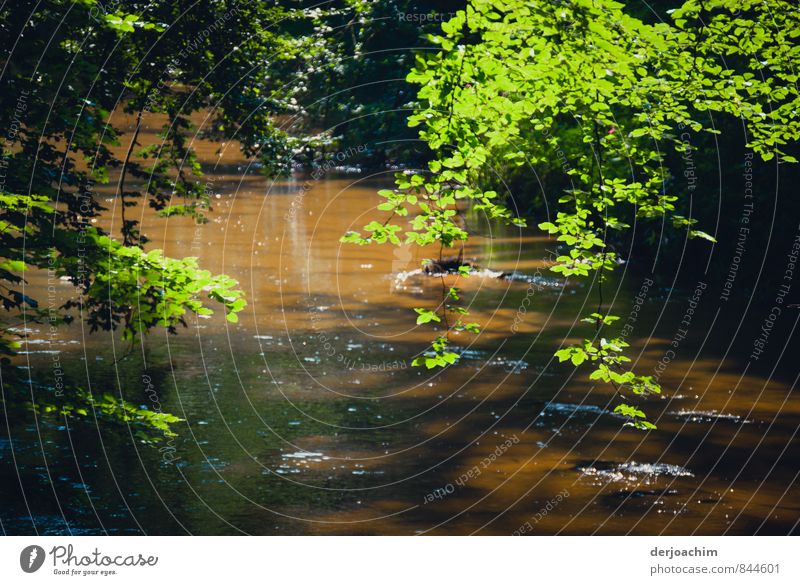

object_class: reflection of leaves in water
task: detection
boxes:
[3,362,181,444]
[26,387,181,443]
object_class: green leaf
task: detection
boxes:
[689,230,717,243]
[414,308,441,325]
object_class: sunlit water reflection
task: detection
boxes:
[3,165,798,535]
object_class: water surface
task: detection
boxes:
[3,162,798,535]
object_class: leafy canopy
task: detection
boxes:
[345,0,799,430]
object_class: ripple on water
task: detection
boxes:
[577,460,694,485]
[607,488,680,499]
[274,451,329,475]
[502,271,563,287]
[485,356,529,373]
[541,402,624,420]
[600,488,686,515]
[282,451,328,461]
[456,349,529,373]
[669,410,754,424]
[393,268,563,287]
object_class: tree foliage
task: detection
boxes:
[276,0,462,167]
[0,0,300,437]
[346,0,800,429]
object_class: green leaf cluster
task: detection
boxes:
[378,0,799,430]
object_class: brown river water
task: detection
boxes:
[3,135,799,535]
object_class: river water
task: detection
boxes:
[3,161,798,535]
